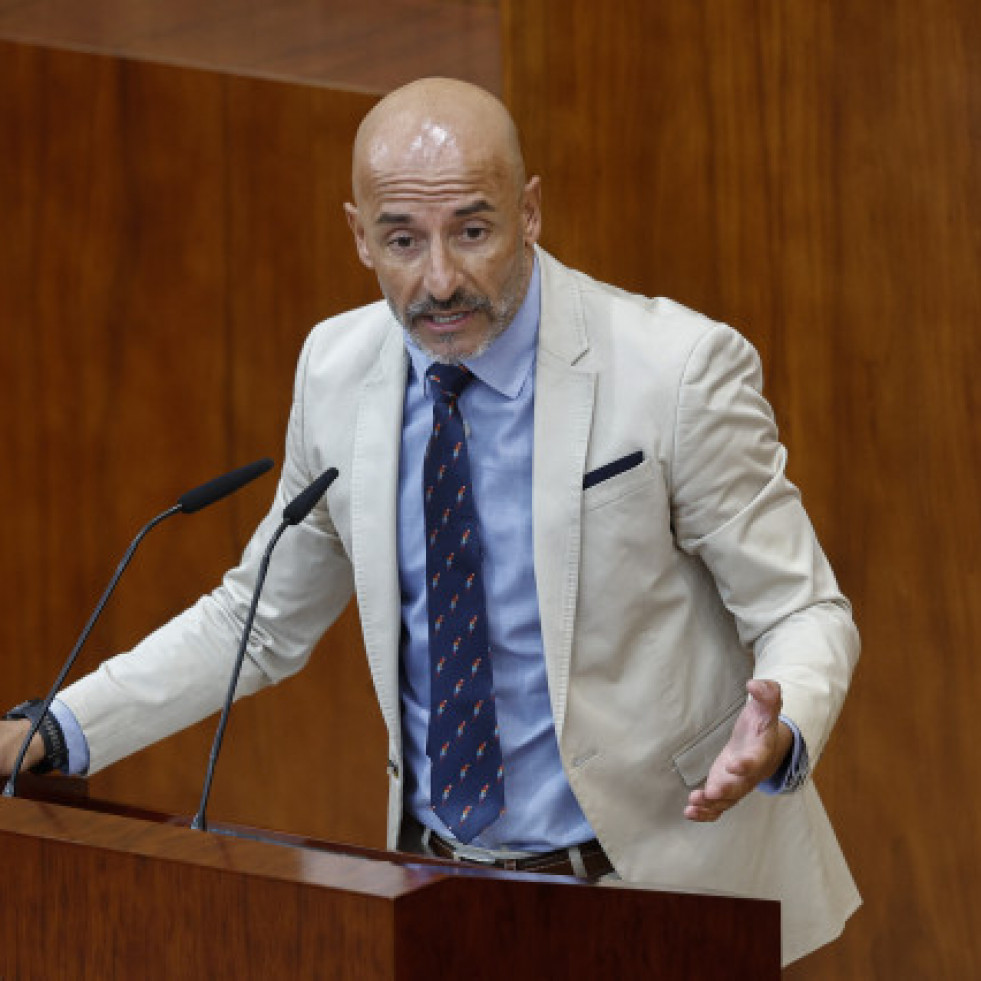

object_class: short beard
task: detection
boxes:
[391,281,525,365]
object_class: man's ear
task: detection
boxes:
[344,202,375,269]
[522,176,542,246]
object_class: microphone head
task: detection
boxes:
[282,468,339,526]
[178,458,274,514]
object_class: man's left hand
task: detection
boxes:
[684,679,792,823]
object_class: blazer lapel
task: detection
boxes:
[350,325,407,735]
[532,250,595,741]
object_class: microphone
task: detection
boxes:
[190,467,338,831]
[3,458,275,797]
[178,458,275,514]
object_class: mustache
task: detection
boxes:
[405,290,493,321]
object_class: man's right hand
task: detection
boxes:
[0,719,44,776]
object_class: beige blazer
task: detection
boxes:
[62,247,860,965]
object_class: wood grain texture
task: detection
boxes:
[0,795,780,979]
[504,0,981,975]
[0,39,389,846]
[0,0,502,93]
[0,796,418,978]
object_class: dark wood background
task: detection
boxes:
[503,0,981,976]
[0,41,390,844]
[2,0,979,974]
[0,0,501,92]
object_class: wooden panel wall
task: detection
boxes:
[504,0,981,975]
[0,40,390,845]
[0,0,501,93]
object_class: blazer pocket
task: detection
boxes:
[583,450,644,490]
[582,453,655,511]
[670,695,745,789]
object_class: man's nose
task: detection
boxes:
[423,239,460,301]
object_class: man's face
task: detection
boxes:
[346,131,541,363]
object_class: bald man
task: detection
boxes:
[1,79,859,965]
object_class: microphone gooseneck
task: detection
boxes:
[191,467,338,831]
[3,459,274,797]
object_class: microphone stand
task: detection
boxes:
[3,458,273,797]
[190,466,338,832]
[4,506,179,797]
[190,522,287,831]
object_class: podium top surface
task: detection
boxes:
[0,785,780,978]
[0,793,441,900]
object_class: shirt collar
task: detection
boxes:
[404,254,541,400]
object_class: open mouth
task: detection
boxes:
[421,310,476,332]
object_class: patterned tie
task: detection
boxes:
[424,364,504,843]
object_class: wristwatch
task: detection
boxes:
[3,699,68,774]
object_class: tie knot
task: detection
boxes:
[427,364,473,403]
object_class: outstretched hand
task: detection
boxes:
[684,679,792,823]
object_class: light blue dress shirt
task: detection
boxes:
[397,258,595,851]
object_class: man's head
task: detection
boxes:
[345,78,541,363]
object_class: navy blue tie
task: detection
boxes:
[424,364,504,843]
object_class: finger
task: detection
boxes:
[689,777,745,808]
[704,771,751,799]
[686,776,748,821]
[702,745,763,795]
[685,806,716,822]
[701,776,755,808]
[746,678,782,718]
[684,799,734,822]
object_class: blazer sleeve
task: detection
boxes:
[58,332,356,774]
[669,322,859,768]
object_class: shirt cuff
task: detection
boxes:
[49,698,90,776]
[758,714,808,795]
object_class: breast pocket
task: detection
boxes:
[582,453,655,511]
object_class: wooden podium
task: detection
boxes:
[0,779,778,978]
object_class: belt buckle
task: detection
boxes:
[449,843,498,867]
[458,852,498,867]
[446,838,531,870]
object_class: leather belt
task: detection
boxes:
[425,829,614,881]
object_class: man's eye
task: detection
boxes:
[462,226,488,242]
[388,234,415,250]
